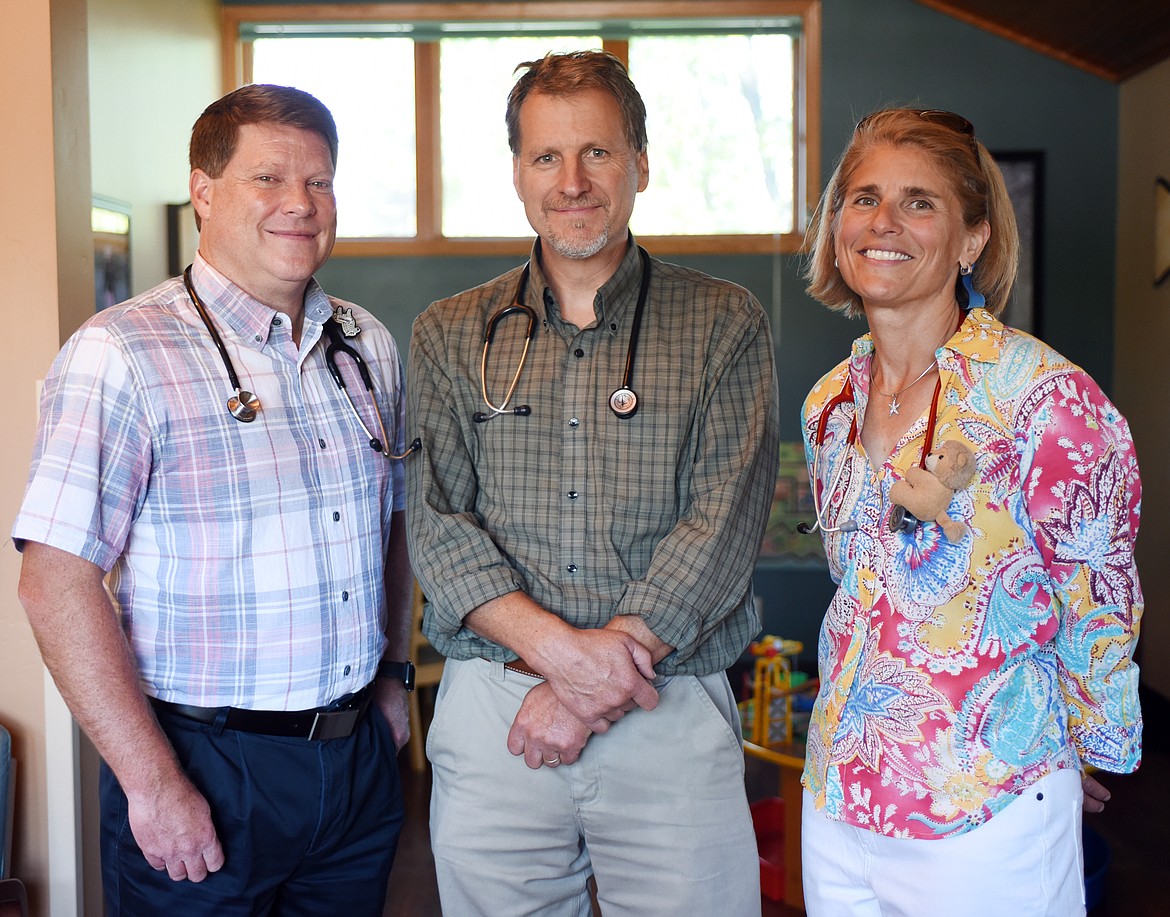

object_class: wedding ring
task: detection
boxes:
[543,755,561,766]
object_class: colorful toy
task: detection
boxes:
[740,636,815,746]
[888,440,978,544]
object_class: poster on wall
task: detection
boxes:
[93,195,131,312]
[757,441,826,567]
[992,151,1044,335]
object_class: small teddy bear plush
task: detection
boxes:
[888,440,978,543]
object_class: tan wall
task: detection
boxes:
[0,1,90,914]
[1116,56,1170,698]
[1,2,218,913]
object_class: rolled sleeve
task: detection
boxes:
[616,304,779,668]
[405,307,523,652]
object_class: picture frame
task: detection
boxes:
[991,151,1044,335]
[167,200,200,276]
[756,441,825,567]
[1155,176,1170,287]
[93,195,131,312]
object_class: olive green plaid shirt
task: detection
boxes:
[406,240,780,675]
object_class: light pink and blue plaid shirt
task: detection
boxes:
[13,256,407,711]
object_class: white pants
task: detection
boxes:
[427,658,761,917]
[801,769,1085,917]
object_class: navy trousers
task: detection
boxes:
[100,704,403,916]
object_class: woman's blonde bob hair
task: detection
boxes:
[804,108,1019,318]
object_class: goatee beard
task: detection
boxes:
[547,222,609,260]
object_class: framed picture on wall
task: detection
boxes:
[991,151,1044,335]
[756,441,826,567]
[93,195,131,312]
[167,200,200,276]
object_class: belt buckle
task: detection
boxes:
[308,707,360,741]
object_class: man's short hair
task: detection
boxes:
[189,83,339,178]
[506,50,648,156]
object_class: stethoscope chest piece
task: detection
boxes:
[888,504,921,535]
[609,387,638,418]
[228,390,260,423]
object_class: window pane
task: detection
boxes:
[629,35,795,236]
[440,36,600,238]
[251,37,417,238]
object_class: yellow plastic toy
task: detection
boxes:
[741,636,814,746]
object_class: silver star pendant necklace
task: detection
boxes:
[871,318,958,416]
[872,359,936,417]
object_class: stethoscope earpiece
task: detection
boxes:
[474,405,531,424]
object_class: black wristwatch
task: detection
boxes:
[376,660,416,691]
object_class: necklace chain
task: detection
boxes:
[873,360,935,416]
[871,320,956,417]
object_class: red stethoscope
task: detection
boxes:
[799,374,943,535]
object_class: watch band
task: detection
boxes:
[376,660,416,691]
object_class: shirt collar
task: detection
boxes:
[527,235,645,337]
[188,254,332,349]
[849,306,1005,374]
[949,307,1006,366]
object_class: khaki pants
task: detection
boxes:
[428,658,761,917]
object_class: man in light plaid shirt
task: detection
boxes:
[15,85,414,916]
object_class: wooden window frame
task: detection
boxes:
[222,1,821,257]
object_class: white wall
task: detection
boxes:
[88,0,220,295]
[1116,56,1170,698]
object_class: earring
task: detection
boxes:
[834,258,839,269]
[960,262,973,276]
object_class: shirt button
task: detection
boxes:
[273,317,283,326]
[319,438,327,449]
[333,511,341,522]
[343,664,351,676]
[254,333,263,342]
[567,491,579,500]
[566,564,578,574]
[574,348,585,358]
[569,417,580,427]
[342,590,349,601]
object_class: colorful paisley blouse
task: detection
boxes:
[800,308,1142,839]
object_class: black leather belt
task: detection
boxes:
[149,684,373,741]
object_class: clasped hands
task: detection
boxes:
[506,624,660,770]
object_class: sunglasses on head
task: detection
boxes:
[857,108,979,157]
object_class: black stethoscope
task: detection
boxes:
[473,246,652,423]
[183,266,419,459]
[798,374,943,536]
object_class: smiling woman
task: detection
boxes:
[796,108,1143,917]
[834,145,989,322]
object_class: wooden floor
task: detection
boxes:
[384,697,1169,916]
